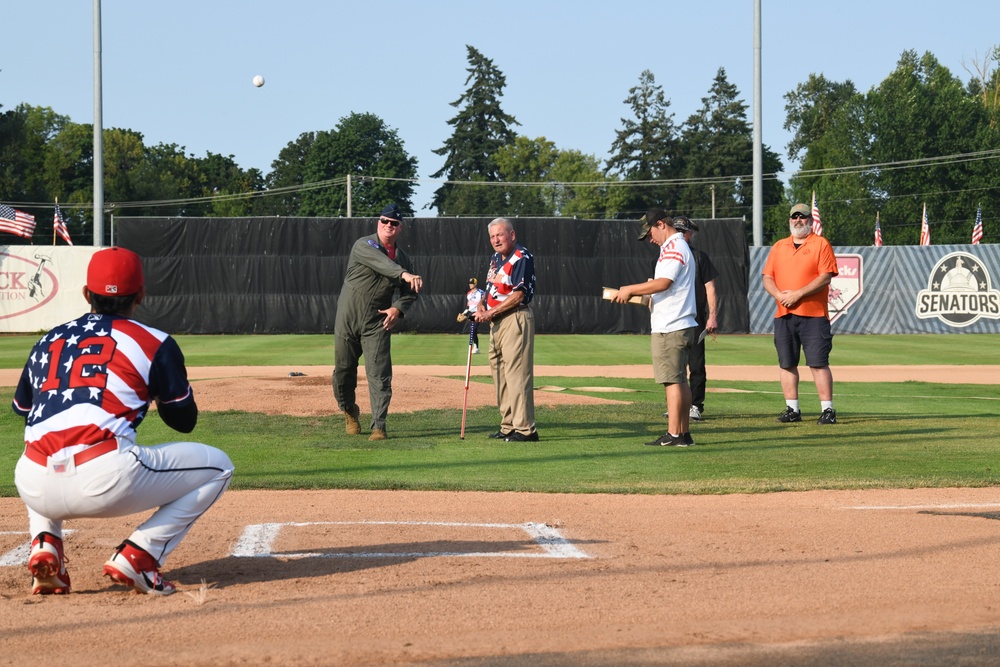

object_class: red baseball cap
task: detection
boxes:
[87,247,144,296]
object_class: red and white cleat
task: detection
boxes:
[29,532,72,595]
[103,540,176,596]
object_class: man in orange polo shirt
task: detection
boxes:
[762,203,839,424]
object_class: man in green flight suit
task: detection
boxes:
[333,204,424,441]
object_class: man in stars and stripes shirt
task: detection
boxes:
[474,218,537,443]
[12,247,233,596]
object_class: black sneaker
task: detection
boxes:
[488,431,511,439]
[504,431,539,442]
[817,408,837,425]
[644,433,688,447]
[776,407,802,423]
[682,432,695,446]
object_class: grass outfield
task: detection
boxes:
[1,333,998,496]
[1,333,998,368]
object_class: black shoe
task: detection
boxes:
[682,432,695,446]
[503,431,539,442]
[776,407,802,423]
[644,433,688,447]
[488,431,511,439]
[817,408,837,425]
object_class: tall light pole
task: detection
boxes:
[752,0,763,247]
[93,0,104,246]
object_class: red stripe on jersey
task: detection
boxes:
[113,319,166,361]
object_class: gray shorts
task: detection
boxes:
[651,328,697,384]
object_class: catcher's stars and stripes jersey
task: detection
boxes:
[485,245,535,310]
[12,313,193,458]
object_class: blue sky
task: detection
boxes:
[3,1,998,215]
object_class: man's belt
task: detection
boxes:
[490,305,529,323]
[24,438,119,467]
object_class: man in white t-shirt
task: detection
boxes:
[612,209,699,447]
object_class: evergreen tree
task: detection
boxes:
[605,70,680,218]
[677,68,783,226]
[431,45,519,216]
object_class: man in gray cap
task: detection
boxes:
[333,204,424,441]
[612,209,699,447]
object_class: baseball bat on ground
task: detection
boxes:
[460,321,477,439]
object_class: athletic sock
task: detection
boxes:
[821,400,834,411]
[786,400,800,412]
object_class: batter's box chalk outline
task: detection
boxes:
[0,530,77,567]
[231,521,591,559]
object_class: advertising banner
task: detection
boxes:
[750,245,1000,334]
[0,246,100,333]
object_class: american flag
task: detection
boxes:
[972,204,983,245]
[874,212,883,247]
[919,203,930,246]
[810,191,823,236]
[0,204,36,238]
[53,203,73,245]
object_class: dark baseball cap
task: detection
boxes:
[790,203,811,217]
[380,203,403,222]
[672,215,699,233]
[637,208,670,241]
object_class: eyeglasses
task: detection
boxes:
[379,217,401,227]
[790,213,809,220]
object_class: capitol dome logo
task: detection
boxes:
[915,252,1000,327]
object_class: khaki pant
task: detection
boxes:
[489,308,535,436]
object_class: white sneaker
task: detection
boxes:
[472,345,480,354]
[689,405,703,421]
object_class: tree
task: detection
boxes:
[786,51,996,245]
[549,149,630,219]
[494,136,559,216]
[605,70,680,217]
[677,68,783,226]
[431,45,519,216]
[298,112,417,217]
[262,132,317,215]
[783,74,859,164]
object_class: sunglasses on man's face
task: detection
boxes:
[790,213,809,220]
[379,217,401,227]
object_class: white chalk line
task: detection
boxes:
[0,530,76,567]
[231,520,591,560]
[846,503,1000,510]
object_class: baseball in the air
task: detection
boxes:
[252,75,265,88]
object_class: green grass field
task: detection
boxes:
[2,334,998,497]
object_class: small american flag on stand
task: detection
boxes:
[919,203,931,246]
[972,204,983,245]
[810,191,823,236]
[874,212,883,247]
[53,202,73,245]
[0,203,36,238]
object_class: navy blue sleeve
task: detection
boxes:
[147,336,195,407]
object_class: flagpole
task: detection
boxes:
[93,0,104,246]
[53,197,58,245]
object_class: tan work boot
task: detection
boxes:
[344,405,361,435]
[369,428,387,441]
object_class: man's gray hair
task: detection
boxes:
[488,217,513,232]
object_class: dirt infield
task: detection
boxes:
[2,488,1000,666]
[2,365,999,665]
